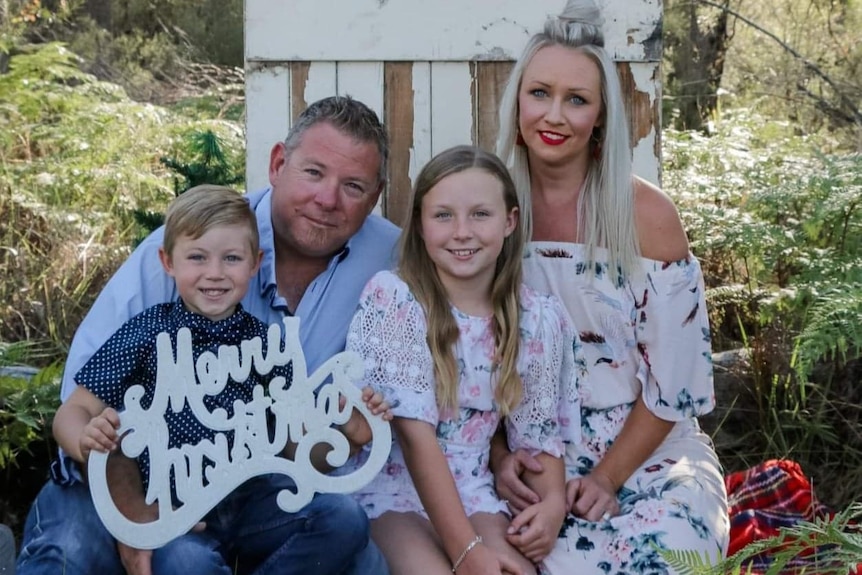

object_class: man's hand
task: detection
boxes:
[118,542,152,575]
[494,449,544,513]
[566,471,620,522]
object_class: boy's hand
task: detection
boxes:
[339,386,392,453]
[80,407,121,462]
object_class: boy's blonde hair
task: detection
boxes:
[399,145,525,416]
[162,185,259,256]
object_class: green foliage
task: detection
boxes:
[665,108,862,508]
[0,42,244,346]
[0,342,60,472]
[661,503,862,574]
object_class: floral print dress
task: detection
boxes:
[524,243,730,575]
[346,270,574,519]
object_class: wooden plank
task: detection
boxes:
[247,0,661,62]
[383,62,414,228]
[616,61,661,186]
[430,62,474,155]
[245,62,291,192]
[474,61,514,153]
[289,61,310,123]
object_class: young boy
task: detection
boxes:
[53,184,390,574]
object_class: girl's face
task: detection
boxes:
[419,168,518,299]
[517,44,603,167]
[159,224,262,321]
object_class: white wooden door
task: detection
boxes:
[244,0,662,225]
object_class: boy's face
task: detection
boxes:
[159,224,262,322]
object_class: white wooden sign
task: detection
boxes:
[88,317,391,550]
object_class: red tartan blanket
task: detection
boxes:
[725,458,858,573]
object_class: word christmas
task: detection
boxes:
[88,317,391,549]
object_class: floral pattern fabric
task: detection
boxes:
[346,270,574,519]
[523,242,729,575]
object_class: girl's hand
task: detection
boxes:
[360,385,393,420]
[339,386,392,452]
[505,499,566,563]
[566,471,620,522]
[79,407,121,462]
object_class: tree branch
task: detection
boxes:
[694,0,862,125]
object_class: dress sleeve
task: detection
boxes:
[635,254,716,420]
[505,289,573,458]
[345,271,439,426]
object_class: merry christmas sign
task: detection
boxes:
[88,317,391,549]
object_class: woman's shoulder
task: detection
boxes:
[634,177,690,262]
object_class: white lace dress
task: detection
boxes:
[523,243,729,575]
[346,270,576,519]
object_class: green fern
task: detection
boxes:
[795,285,862,381]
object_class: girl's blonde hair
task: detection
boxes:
[398,145,525,416]
[496,0,639,281]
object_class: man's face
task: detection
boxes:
[268,122,382,260]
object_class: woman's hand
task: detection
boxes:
[566,471,620,522]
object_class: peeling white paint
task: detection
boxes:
[247,0,661,62]
[245,64,290,192]
[409,62,433,191]
[630,62,658,107]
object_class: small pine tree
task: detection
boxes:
[132,129,244,244]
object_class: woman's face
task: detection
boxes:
[517,44,604,167]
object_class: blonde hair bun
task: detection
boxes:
[545,0,605,47]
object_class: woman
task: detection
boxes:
[492,0,729,572]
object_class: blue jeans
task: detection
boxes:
[17,475,388,575]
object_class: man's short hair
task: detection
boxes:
[284,96,389,190]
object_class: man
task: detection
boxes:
[17,96,399,575]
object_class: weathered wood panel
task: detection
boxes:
[384,62,414,227]
[246,0,661,62]
[474,61,515,153]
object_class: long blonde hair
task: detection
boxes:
[398,145,525,416]
[496,0,639,281]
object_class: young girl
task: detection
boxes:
[345,145,578,575]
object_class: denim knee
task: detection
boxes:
[17,480,122,575]
[151,531,231,575]
[307,493,369,554]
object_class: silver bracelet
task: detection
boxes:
[451,535,483,573]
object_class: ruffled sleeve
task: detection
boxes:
[635,254,715,420]
[505,287,575,458]
[345,270,439,425]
